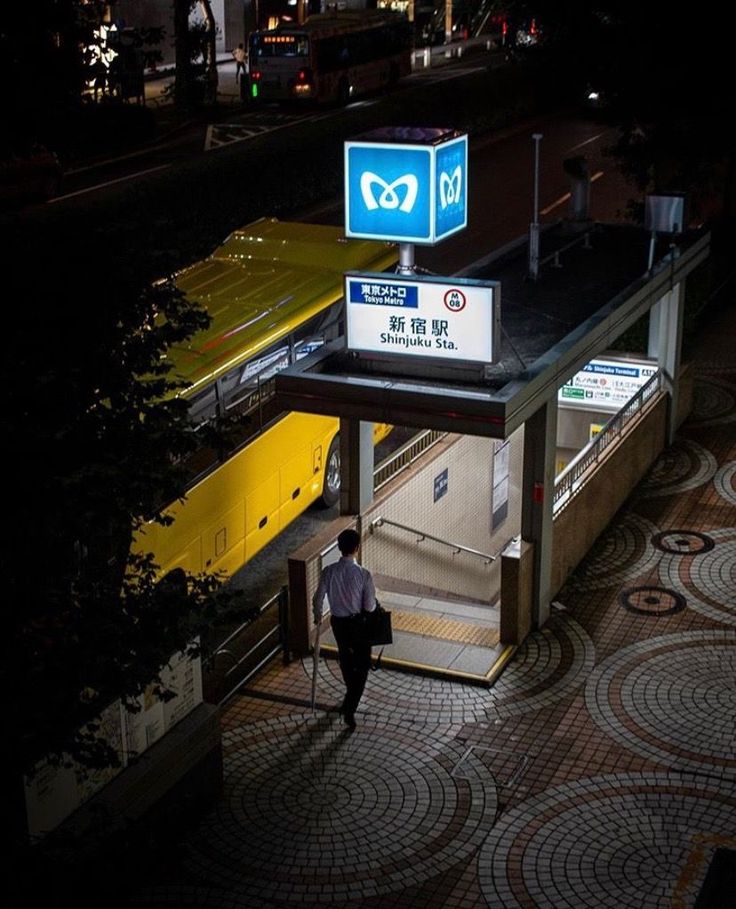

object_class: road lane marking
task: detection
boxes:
[540,170,604,215]
[50,164,171,202]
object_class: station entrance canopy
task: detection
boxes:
[275,224,710,440]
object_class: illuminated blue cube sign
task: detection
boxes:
[345,127,468,245]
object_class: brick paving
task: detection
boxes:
[133,297,736,907]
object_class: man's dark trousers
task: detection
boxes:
[330,615,371,717]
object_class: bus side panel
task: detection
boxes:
[134,514,203,578]
[202,502,245,576]
[135,412,342,578]
[244,470,280,562]
[278,441,315,530]
[277,414,339,529]
[373,422,392,444]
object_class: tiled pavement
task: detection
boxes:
[133,297,736,907]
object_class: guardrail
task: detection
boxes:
[553,370,663,514]
[539,229,593,271]
[412,36,499,69]
[204,586,289,705]
[373,429,446,491]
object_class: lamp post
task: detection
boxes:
[528,132,543,280]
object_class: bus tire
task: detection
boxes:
[319,436,340,508]
[337,78,351,106]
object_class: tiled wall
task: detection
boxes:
[362,429,524,603]
[551,394,667,596]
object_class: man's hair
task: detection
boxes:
[337,528,361,555]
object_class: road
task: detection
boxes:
[50,46,501,203]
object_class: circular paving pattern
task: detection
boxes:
[651,529,715,554]
[563,513,661,590]
[658,528,736,626]
[310,611,595,723]
[689,375,736,425]
[585,630,736,776]
[619,585,686,616]
[183,715,497,902]
[478,771,736,909]
[714,461,736,506]
[134,885,264,908]
[637,440,718,498]
[487,610,596,719]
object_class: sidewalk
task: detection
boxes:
[130,287,736,907]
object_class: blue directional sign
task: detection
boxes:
[345,128,468,245]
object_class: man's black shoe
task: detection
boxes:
[343,713,356,730]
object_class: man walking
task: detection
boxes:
[313,528,376,730]
[232,42,247,82]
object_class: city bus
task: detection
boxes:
[248,10,413,105]
[134,218,397,579]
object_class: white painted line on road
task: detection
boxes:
[540,170,604,215]
[67,141,187,174]
[568,132,607,153]
[49,163,171,202]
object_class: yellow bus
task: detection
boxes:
[135,218,397,578]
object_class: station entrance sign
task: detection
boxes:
[344,127,468,245]
[345,271,499,366]
[559,357,658,411]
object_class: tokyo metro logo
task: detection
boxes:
[439,166,462,209]
[360,171,419,213]
[345,134,467,243]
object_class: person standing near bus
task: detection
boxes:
[312,528,376,730]
[233,42,247,82]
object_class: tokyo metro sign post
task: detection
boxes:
[345,127,468,245]
[343,126,501,368]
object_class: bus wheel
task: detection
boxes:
[337,78,351,106]
[319,436,340,507]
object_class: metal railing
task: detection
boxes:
[539,229,593,271]
[369,516,505,564]
[373,429,447,491]
[204,586,289,706]
[553,370,663,514]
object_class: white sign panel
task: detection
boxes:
[559,357,657,412]
[345,271,499,366]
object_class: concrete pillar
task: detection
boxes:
[647,281,684,444]
[520,399,557,628]
[339,418,374,515]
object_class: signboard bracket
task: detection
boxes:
[397,242,416,275]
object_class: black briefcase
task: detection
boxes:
[362,601,393,646]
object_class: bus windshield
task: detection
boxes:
[253,33,309,57]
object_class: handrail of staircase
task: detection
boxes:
[369,516,500,564]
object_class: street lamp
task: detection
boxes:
[528,132,542,280]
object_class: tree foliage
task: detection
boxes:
[513,0,736,222]
[4,248,238,781]
[172,0,219,108]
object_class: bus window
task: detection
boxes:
[254,34,309,58]
[292,302,342,361]
[219,340,290,452]
[179,383,220,485]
